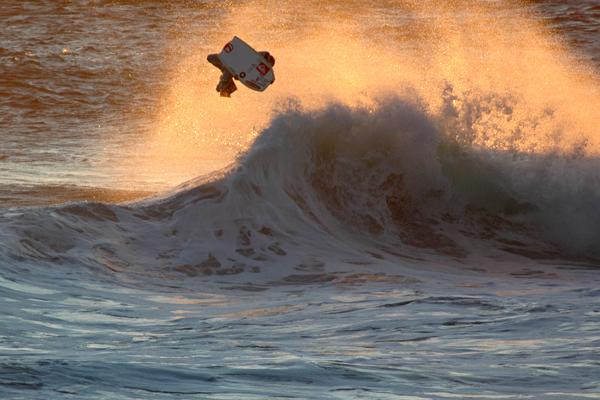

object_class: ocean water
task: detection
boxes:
[1,1,600,399]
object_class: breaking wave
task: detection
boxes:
[2,90,599,284]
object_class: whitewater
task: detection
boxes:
[1,1,599,399]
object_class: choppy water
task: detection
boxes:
[1,1,600,399]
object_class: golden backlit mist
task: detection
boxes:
[130,0,600,188]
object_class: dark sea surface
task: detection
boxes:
[1,1,599,399]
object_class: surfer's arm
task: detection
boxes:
[207,54,224,69]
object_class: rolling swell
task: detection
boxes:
[2,93,599,283]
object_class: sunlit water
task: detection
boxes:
[1,1,599,399]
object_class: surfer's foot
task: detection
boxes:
[216,82,228,92]
[220,91,231,97]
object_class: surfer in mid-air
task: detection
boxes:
[207,45,275,97]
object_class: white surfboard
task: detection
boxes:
[218,36,275,92]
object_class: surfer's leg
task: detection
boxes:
[219,80,237,97]
[208,54,230,94]
[217,70,234,93]
[207,54,236,96]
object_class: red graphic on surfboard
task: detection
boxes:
[256,62,270,76]
[223,43,233,53]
